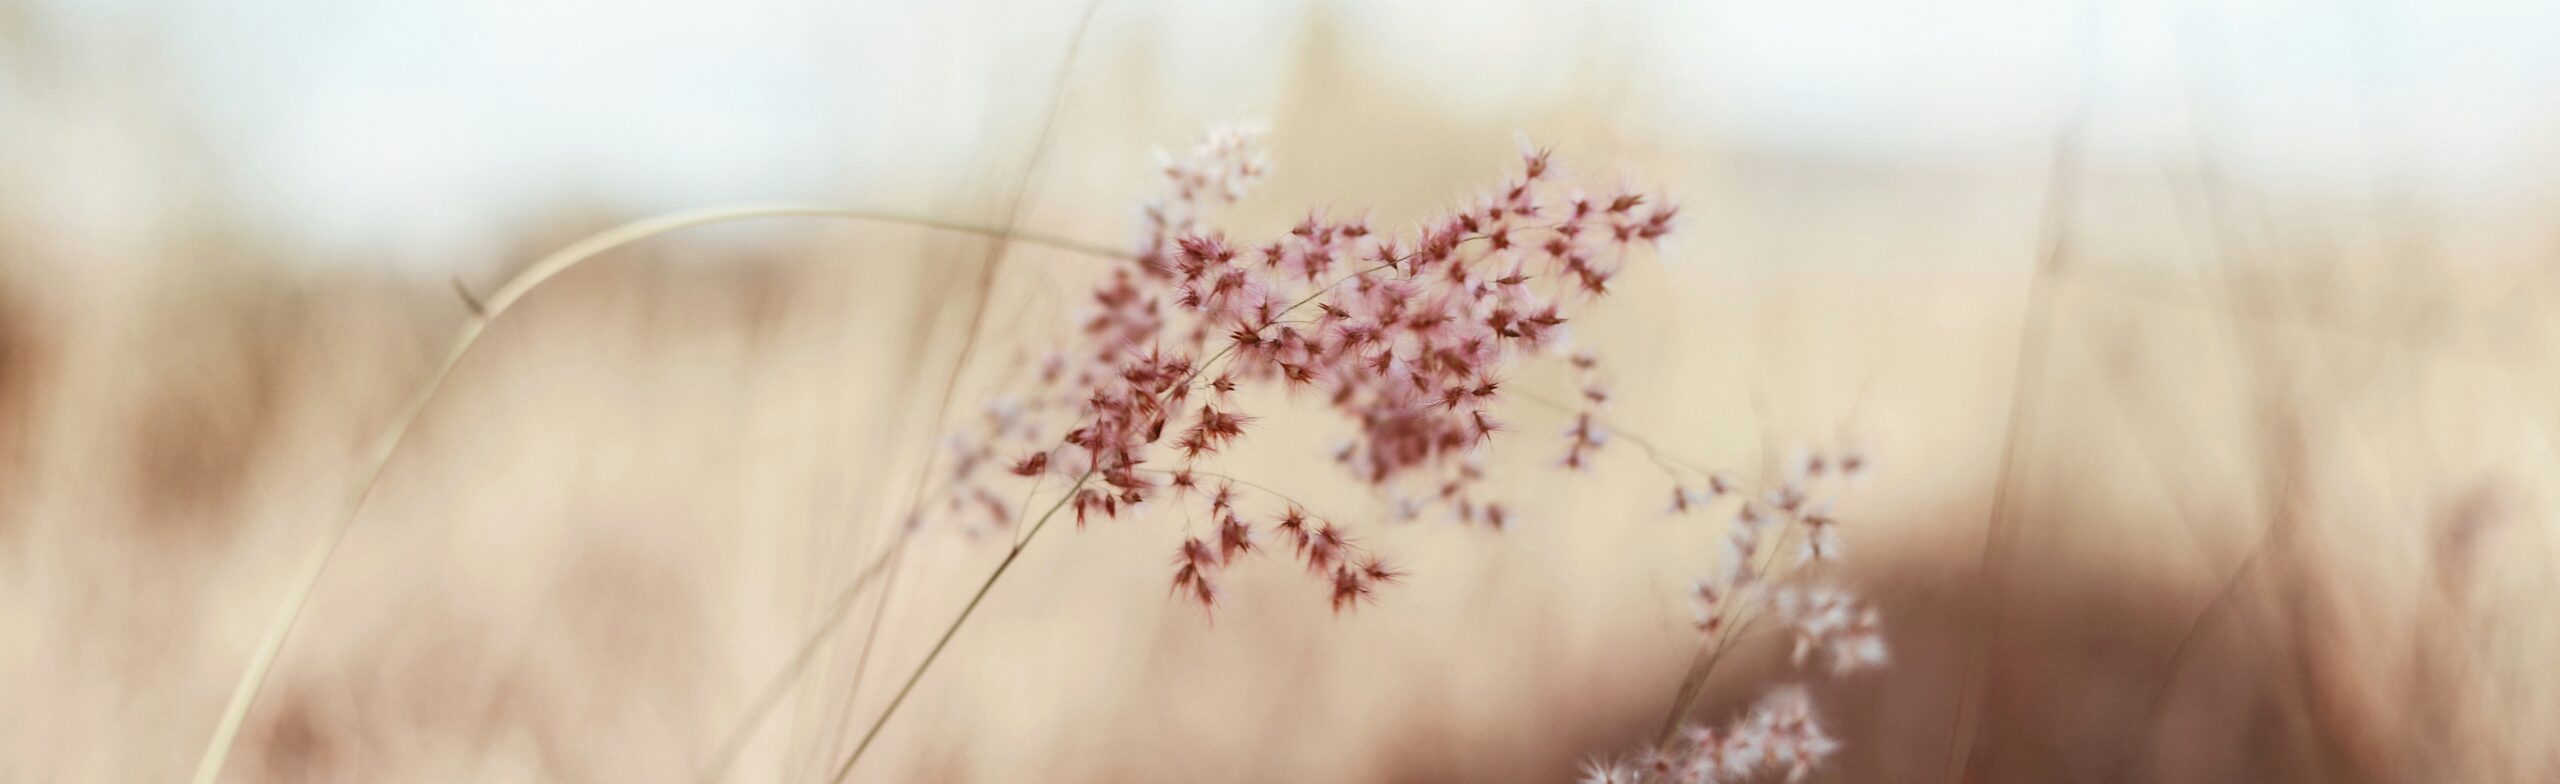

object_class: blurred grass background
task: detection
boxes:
[4,0,2558,781]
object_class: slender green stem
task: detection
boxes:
[189,203,1120,784]
[827,469,1093,784]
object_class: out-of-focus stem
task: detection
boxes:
[190,204,1120,784]
[825,469,1091,784]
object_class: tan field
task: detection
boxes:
[5,2,2558,782]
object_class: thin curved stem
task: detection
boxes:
[1941,11,2097,778]
[691,529,910,783]
[1513,389,1730,482]
[2101,537,2270,783]
[822,287,1271,783]
[189,203,1122,784]
[1129,467,1314,514]
[828,0,1101,759]
[1651,520,1801,747]
[826,470,1093,784]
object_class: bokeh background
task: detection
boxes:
[5,0,2558,781]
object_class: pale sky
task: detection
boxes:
[12,0,2555,260]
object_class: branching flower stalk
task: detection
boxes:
[1580,449,1890,784]
[828,125,1681,778]
[198,121,1692,784]
[929,126,1675,542]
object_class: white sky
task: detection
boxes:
[13,0,2557,260]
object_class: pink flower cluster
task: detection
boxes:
[1165,486,1405,616]
[930,124,1676,616]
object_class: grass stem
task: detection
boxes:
[825,469,1093,784]
[190,203,1119,784]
